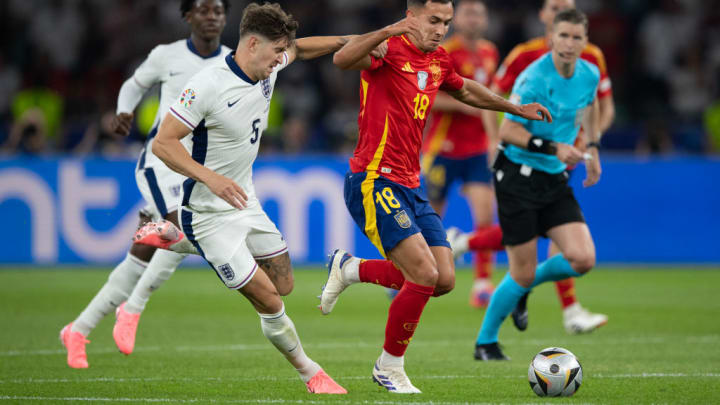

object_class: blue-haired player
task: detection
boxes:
[474,8,602,360]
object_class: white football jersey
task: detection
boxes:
[170,51,290,213]
[133,39,232,169]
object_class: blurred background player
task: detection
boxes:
[320,0,551,393]
[59,0,231,369]
[475,8,602,360]
[450,0,611,333]
[421,0,503,308]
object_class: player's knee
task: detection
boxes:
[276,277,294,296]
[568,252,595,274]
[416,259,440,286]
[433,276,455,296]
[510,264,536,288]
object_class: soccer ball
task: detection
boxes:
[528,347,583,397]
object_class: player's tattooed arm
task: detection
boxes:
[449,78,553,122]
[287,36,387,64]
[256,252,294,296]
[333,17,421,70]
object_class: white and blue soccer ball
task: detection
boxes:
[528,347,583,397]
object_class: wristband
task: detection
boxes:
[527,136,557,155]
[586,141,601,150]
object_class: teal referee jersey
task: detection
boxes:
[504,52,599,174]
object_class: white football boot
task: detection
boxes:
[372,362,422,394]
[446,227,470,259]
[320,249,355,315]
[563,303,608,334]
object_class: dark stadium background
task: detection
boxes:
[1,0,719,265]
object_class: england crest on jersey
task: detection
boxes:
[218,263,235,280]
[261,79,272,99]
[417,71,428,90]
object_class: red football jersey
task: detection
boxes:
[493,37,612,99]
[349,35,465,188]
[423,35,499,160]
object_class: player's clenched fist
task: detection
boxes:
[111,112,134,136]
[516,103,553,123]
[205,173,248,210]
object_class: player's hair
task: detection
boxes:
[407,0,454,8]
[238,2,299,42]
[456,0,484,5]
[553,8,588,31]
[180,0,230,18]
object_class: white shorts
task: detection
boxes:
[135,164,184,220]
[179,203,288,290]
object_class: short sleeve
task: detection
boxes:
[504,72,537,125]
[439,55,464,92]
[168,73,215,130]
[273,52,291,73]
[132,45,165,89]
[366,54,385,71]
[493,46,525,94]
[582,45,612,99]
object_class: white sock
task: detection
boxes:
[124,250,186,314]
[378,349,404,368]
[343,257,361,283]
[259,305,321,383]
[170,237,199,255]
[473,278,491,290]
[71,253,147,336]
[457,233,470,254]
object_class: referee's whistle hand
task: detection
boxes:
[555,143,583,165]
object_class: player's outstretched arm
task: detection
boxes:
[333,17,421,70]
[449,78,553,123]
[582,98,602,187]
[286,36,387,65]
[153,114,248,209]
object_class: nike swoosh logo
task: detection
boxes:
[169,71,182,76]
[228,99,240,108]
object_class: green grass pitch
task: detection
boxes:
[1,266,719,404]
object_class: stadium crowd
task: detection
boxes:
[2,0,719,156]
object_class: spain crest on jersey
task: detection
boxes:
[394,210,412,229]
[261,79,272,99]
[417,71,428,90]
[429,61,442,83]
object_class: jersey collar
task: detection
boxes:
[186,38,223,59]
[400,35,425,56]
[225,52,257,85]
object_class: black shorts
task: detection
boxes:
[493,152,585,246]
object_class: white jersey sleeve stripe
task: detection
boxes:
[170,107,196,129]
